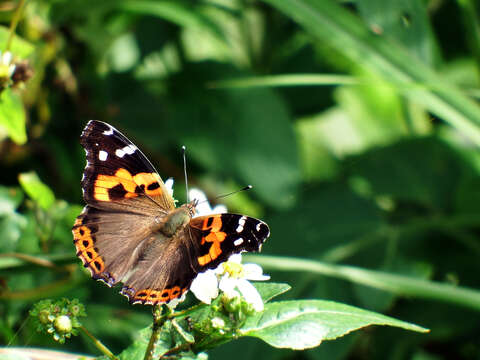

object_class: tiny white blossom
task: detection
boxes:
[0,51,15,78]
[211,317,225,329]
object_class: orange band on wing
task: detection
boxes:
[93,168,163,201]
[132,286,187,304]
[73,224,105,274]
[197,231,227,265]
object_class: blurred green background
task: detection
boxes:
[2,0,480,359]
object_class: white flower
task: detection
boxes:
[0,51,15,78]
[189,188,227,215]
[190,254,270,312]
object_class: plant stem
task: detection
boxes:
[80,325,119,360]
[144,305,169,360]
[5,0,27,52]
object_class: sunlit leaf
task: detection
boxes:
[0,88,27,145]
[240,300,428,350]
[18,172,55,210]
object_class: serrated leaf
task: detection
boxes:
[0,88,27,145]
[18,172,55,210]
[240,300,428,350]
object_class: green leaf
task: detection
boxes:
[240,300,428,350]
[0,186,23,214]
[0,88,27,145]
[0,186,26,252]
[253,282,291,303]
[18,172,55,210]
[0,26,35,58]
[262,0,480,146]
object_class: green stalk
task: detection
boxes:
[144,305,169,360]
[80,325,119,360]
[5,0,27,52]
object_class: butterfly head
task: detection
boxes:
[184,200,197,218]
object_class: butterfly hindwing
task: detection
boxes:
[80,120,175,212]
[73,205,159,287]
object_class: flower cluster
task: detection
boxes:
[30,298,86,343]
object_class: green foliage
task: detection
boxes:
[0,88,26,145]
[1,0,480,359]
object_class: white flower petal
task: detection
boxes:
[237,279,264,311]
[219,275,238,298]
[190,270,219,304]
[189,188,227,216]
[189,188,207,202]
[228,254,242,264]
[164,178,174,197]
[243,263,270,281]
[212,204,227,213]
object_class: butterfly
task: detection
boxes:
[72,120,270,305]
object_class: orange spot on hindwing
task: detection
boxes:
[73,223,105,275]
[131,286,187,304]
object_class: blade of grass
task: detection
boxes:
[262,0,480,145]
[209,74,358,88]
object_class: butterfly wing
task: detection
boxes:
[189,214,270,269]
[80,120,175,213]
[73,120,174,287]
[118,213,270,305]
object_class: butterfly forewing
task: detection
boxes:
[80,120,175,212]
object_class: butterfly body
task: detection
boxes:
[73,120,270,305]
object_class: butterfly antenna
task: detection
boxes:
[209,185,252,202]
[182,146,189,202]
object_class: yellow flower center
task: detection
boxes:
[222,261,244,279]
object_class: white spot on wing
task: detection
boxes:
[236,216,247,233]
[256,222,262,232]
[98,150,108,161]
[234,238,244,246]
[115,145,137,158]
